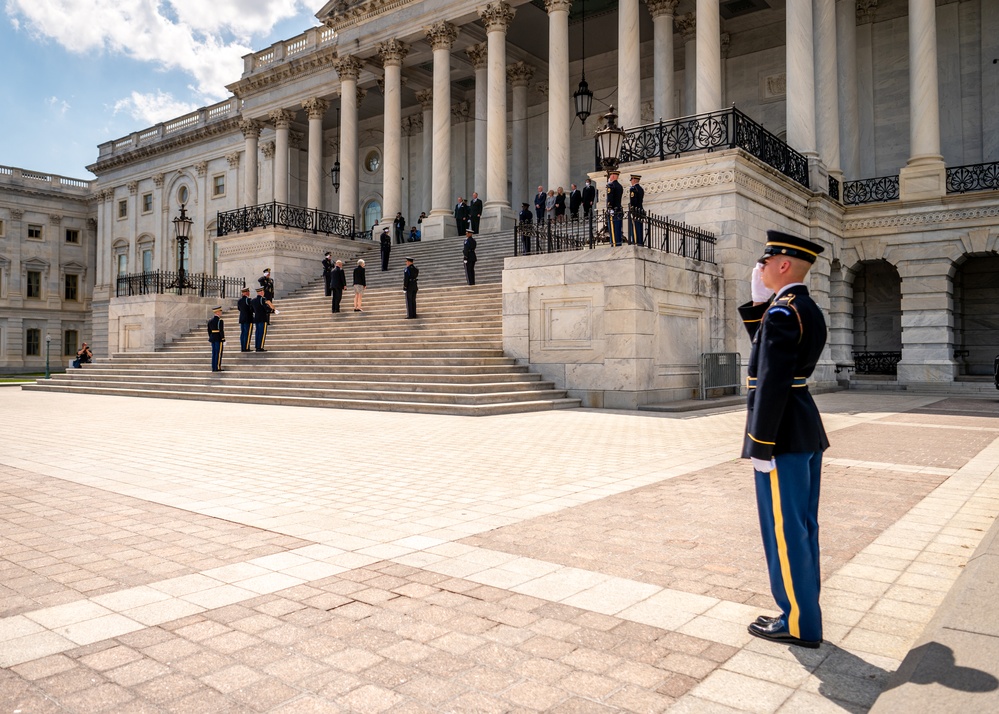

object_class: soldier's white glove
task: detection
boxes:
[751,264,770,303]
[751,457,776,473]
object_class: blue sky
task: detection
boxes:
[1,1,321,180]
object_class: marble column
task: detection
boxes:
[618,0,642,129]
[427,22,458,224]
[480,1,516,231]
[269,109,294,205]
[466,43,488,200]
[899,0,946,200]
[856,1,877,178]
[647,1,678,122]
[416,90,433,219]
[509,61,534,210]
[695,0,720,114]
[836,0,860,180]
[677,14,696,116]
[814,0,841,188]
[302,98,329,211]
[334,55,362,221]
[720,32,730,107]
[896,259,957,383]
[786,0,817,158]
[546,0,571,188]
[378,39,408,218]
[239,119,261,207]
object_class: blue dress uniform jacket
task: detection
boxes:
[739,285,829,460]
[207,315,225,371]
[606,179,624,246]
[236,295,255,351]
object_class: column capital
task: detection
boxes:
[302,97,329,120]
[544,0,572,14]
[239,118,262,139]
[152,173,165,187]
[676,13,696,43]
[451,100,471,123]
[194,162,208,177]
[261,141,276,158]
[465,42,488,70]
[226,152,241,168]
[721,31,731,59]
[507,61,535,86]
[856,0,878,25]
[377,39,409,66]
[536,80,549,98]
[127,181,138,194]
[402,114,423,136]
[479,1,515,33]
[333,54,362,81]
[49,214,62,226]
[425,21,458,51]
[269,109,294,128]
[356,86,368,103]
[415,88,433,109]
[289,130,304,149]
[645,0,679,18]
[10,208,24,219]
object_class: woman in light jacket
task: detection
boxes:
[352,259,366,312]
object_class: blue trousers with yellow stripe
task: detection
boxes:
[754,451,823,642]
[608,211,623,246]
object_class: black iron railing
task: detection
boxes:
[514,209,716,264]
[217,202,354,237]
[843,175,900,205]
[116,270,244,298]
[946,161,999,194]
[597,106,810,189]
[828,175,840,201]
[852,350,902,376]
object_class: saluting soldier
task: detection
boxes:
[739,230,829,650]
[236,287,254,352]
[628,174,645,246]
[605,170,624,246]
[207,306,225,372]
[258,268,275,301]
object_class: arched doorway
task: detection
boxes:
[953,254,999,376]
[852,260,902,374]
[362,199,382,232]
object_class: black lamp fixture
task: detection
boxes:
[331,106,341,193]
[595,106,626,174]
[573,0,593,124]
[169,203,194,292]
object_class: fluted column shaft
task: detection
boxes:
[239,120,261,206]
[786,0,817,155]
[648,1,678,121]
[427,24,458,216]
[467,44,488,200]
[303,98,329,211]
[509,62,534,208]
[334,56,361,220]
[482,3,514,210]
[677,15,696,116]
[546,0,571,188]
[270,110,293,204]
[417,91,433,215]
[836,0,860,179]
[617,0,641,129]
[379,40,408,217]
[695,0,720,113]
[908,0,942,163]
[814,0,841,177]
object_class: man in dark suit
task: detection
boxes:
[322,252,334,296]
[469,192,483,234]
[258,268,274,301]
[568,183,582,219]
[236,287,254,352]
[330,260,347,314]
[403,257,419,319]
[207,306,225,372]
[454,197,469,235]
[379,227,392,271]
[739,230,829,650]
[462,229,477,286]
[581,178,596,218]
[628,174,645,246]
[534,185,546,223]
[393,212,406,244]
[605,170,624,246]
[252,287,276,352]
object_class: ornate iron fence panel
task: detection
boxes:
[852,351,902,376]
[513,216,595,256]
[946,161,999,194]
[217,202,354,237]
[843,176,900,205]
[116,270,244,299]
[828,175,840,201]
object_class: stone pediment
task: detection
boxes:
[22,257,50,271]
[61,260,88,273]
[320,0,414,32]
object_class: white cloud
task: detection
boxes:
[113,90,198,124]
[5,0,314,101]
[46,95,71,116]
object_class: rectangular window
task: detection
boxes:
[64,330,78,356]
[27,224,43,240]
[0,218,5,237]
[118,199,128,219]
[212,174,225,197]
[26,271,41,298]
[65,228,80,243]
[142,249,153,273]
[26,329,40,356]
[64,274,79,301]
[142,193,153,213]
[117,254,127,277]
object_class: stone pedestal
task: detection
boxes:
[899,160,947,202]
[418,213,452,241]
[480,204,515,234]
[108,294,224,354]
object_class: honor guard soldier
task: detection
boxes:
[403,257,419,318]
[322,252,334,296]
[380,227,392,271]
[236,287,254,352]
[252,287,276,352]
[258,268,275,301]
[628,175,645,246]
[605,170,624,246]
[207,306,225,372]
[463,229,477,286]
[739,230,829,650]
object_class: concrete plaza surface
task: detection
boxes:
[1,389,997,713]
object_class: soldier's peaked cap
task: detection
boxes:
[255,287,265,292]
[759,230,824,264]
[212,305,223,311]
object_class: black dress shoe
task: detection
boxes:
[754,614,781,626]
[255,348,267,352]
[747,619,821,649]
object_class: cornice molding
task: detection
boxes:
[323,0,415,33]
[227,46,339,100]
[87,118,243,174]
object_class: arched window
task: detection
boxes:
[363,200,382,232]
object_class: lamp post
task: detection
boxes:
[595,106,626,176]
[331,107,341,193]
[169,203,194,293]
[45,335,51,379]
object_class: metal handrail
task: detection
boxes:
[217,202,355,238]
[116,270,244,299]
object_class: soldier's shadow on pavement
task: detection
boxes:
[793,641,998,713]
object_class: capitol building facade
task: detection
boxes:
[1,0,997,399]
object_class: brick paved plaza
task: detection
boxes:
[2,390,998,712]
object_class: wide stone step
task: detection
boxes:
[65,367,539,383]
[78,362,531,376]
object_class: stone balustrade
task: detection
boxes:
[0,164,94,192]
[95,97,241,159]
[242,26,337,75]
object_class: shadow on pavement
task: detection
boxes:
[881,640,999,693]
